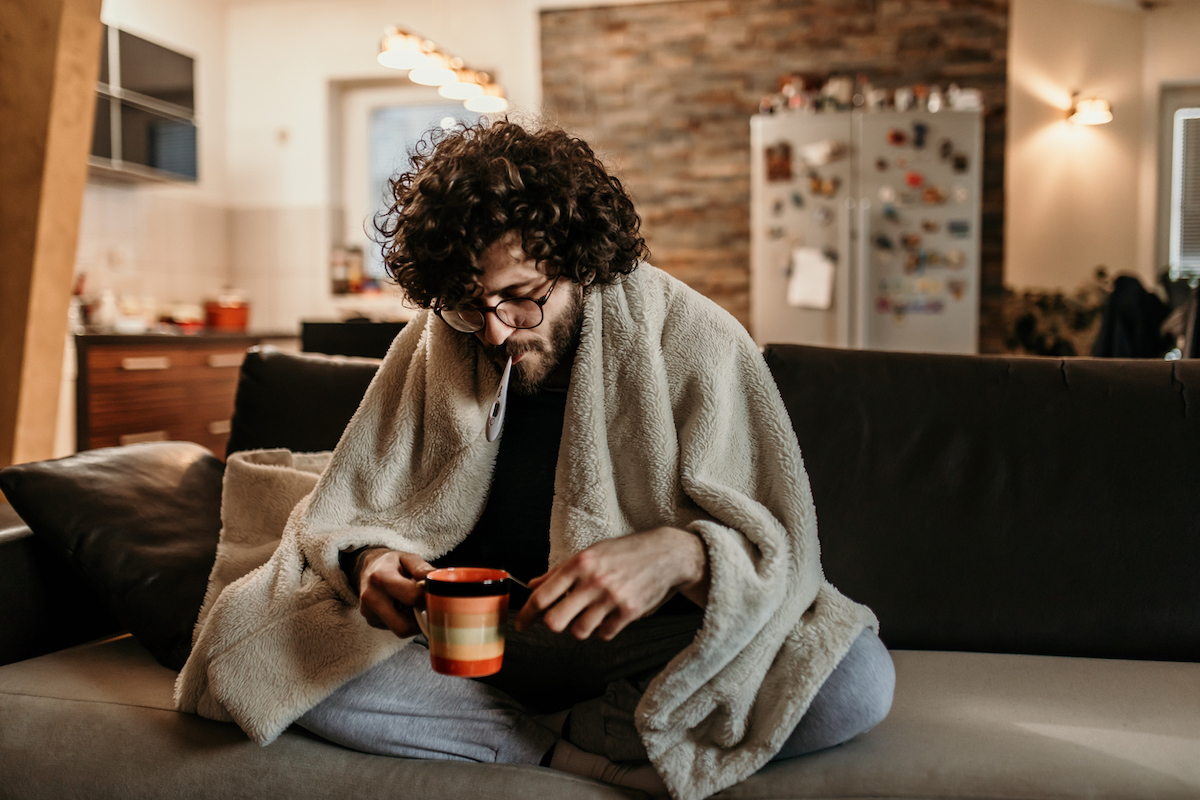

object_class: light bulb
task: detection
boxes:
[378,31,429,71]
[1068,97,1112,125]
[465,93,509,113]
[439,69,484,100]
[409,54,456,86]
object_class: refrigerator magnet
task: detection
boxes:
[883,203,900,222]
[901,232,922,250]
[912,122,929,149]
[947,220,970,238]
[947,249,967,268]
[808,173,840,197]
[953,153,969,173]
[905,171,924,188]
[876,157,889,172]
[927,250,944,266]
[812,206,834,226]
[921,219,940,233]
[879,185,897,203]
[948,279,967,299]
[768,226,787,239]
[875,233,894,250]
[899,190,919,206]
[953,186,969,204]
[791,191,805,208]
[799,139,847,166]
[765,141,793,182]
[886,128,907,146]
[773,198,785,216]
[922,186,947,205]
[939,139,954,160]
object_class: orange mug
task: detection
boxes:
[414,568,510,677]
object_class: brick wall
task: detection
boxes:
[541,0,1009,352]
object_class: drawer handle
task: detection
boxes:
[118,430,169,445]
[121,356,171,371]
[207,419,232,436]
[207,353,245,369]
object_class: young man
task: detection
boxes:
[179,121,893,800]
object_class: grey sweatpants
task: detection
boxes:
[297,614,894,766]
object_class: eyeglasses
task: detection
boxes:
[435,273,562,334]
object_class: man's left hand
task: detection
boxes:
[515,526,708,640]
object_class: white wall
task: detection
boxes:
[222,0,536,331]
[1138,4,1200,278]
[79,0,230,308]
[1007,0,1200,292]
[1006,0,1145,291]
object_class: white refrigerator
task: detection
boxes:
[750,109,983,353]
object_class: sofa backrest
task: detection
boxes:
[226,346,381,456]
[229,344,1200,663]
[763,344,1200,663]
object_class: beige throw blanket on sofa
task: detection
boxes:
[176,265,876,800]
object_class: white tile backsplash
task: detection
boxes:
[76,181,233,318]
[76,181,333,333]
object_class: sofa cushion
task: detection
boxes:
[226,345,380,456]
[0,442,223,670]
[3,637,1197,799]
[763,345,1200,663]
[0,636,636,800]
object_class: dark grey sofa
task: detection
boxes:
[2,344,1198,799]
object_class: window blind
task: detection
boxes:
[1170,109,1200,277]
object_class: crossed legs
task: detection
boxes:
[296,617,894,769]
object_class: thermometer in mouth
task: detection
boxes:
[486,355,512,442]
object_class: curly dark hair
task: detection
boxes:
[375,120,648,309]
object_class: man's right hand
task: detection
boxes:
[353,548,434,638]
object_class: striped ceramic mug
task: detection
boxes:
[414,568,509,677]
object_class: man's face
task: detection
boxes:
[468,231,583,395]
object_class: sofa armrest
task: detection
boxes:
[0,508,120,666]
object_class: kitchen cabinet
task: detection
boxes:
[75,334,293,459]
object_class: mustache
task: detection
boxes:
[497,340,548,359]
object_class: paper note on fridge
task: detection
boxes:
[787,248,835,309]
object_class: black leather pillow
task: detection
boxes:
[0,442,223,670]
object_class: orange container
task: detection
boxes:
[205,300,249,332]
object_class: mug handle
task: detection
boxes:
[412,579,430,639]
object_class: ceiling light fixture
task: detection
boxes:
[378,27,508,114]
[464,83,510,114]
[409,53,459,87]
[1068,95,1113,125]
[377,29,431,71]
[438,69,486,100]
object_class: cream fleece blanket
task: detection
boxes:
[176,265,876,800]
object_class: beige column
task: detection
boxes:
[0,0,102,473]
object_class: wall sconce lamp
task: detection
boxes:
[1068,94,1113,125]
[378,26,509,113]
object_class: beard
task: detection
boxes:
[493,283,583,396]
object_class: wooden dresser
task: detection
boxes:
[75,334,292,460]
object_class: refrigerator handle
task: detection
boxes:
[856,198,871,349]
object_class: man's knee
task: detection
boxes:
[841,627,895,733]
[773,627,895,760]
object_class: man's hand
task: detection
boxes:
[515,527,709,641]
[353,548,435,638]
